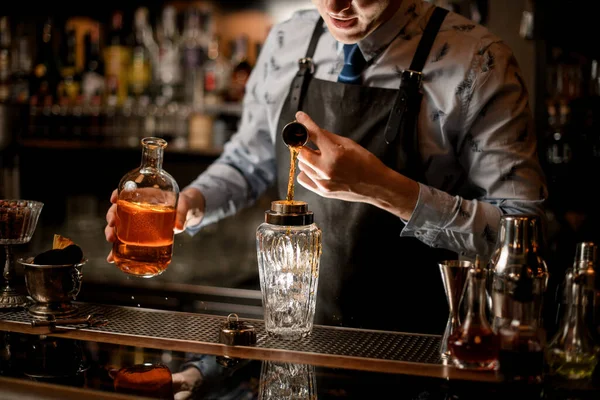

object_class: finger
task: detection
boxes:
[106,249,114,264]
[175,193,191,233]
[106,204,118,226]
[298,160,329,181]
[105,223,117,243]
[297,145,321,166]
[174,391,192,400]
[297,171,320,193]
[295,111,331,149]
[110,189,118,204]
[175,209,188,233]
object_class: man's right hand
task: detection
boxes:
[104,187,206,263]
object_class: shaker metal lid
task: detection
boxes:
[265,200,314,226]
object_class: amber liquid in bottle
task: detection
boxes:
[449,324,499,365]
[448,262,499,370]
[113,200,176,277]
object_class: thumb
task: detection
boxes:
[174,210,187,234]
[174,194,192,233]
[295,111,331,148]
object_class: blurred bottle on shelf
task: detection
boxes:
[129,7,154,106]
[226,34,252,103]
[104,10,131,107]
[181,6,210,107]
[81,26,105,108]
[203,34,231,105]
[10,22,32,105]
[155,5,182,105]
[57,28,81,107]
[29,17,60,109]
[0,16,11,103]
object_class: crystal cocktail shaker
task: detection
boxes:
[256,200,322,340]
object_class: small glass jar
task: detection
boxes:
[256,200,322,340]
[448,262,499,370]
[546,268,599,380]
[113,137,179,278]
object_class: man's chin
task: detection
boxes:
[328,28,366,44]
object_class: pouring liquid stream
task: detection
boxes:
[286,146,301,203]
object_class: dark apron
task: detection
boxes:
[275,7,456,334]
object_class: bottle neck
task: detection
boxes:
[466,274,488,322]
[568,281,586,322]
[510,299,536,326]
[141,144,164,170]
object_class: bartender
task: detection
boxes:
[105,0,546,334]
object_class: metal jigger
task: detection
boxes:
[281,121,309,148]
[438,260,472,360]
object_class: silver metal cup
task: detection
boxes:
[18,257,86,319]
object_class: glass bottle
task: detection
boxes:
[448,259,499,370]
[181,6,209,106]
[488,214,549,332]
[29,17,60,108]
[128,7,154,105]
[572,242,600,343]
[113,137,179,278]
[155,5,182,104]
[203,34,231,105]
[546,266,599,380]
[104,10,131,108]
[0,16,11,103]
[81,27,105,108]
[226,34,252,103]
[57,28,81,107]
[498,253,546,385]
[10,22,32,105]
[256,200,322,340]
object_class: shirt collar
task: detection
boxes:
[351,1,424,63]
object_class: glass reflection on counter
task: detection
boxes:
[259,361,317,400]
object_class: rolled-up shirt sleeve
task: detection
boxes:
[402,40,547,259]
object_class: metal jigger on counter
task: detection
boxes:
[439,260,472,361]
[0,200,44,308]
[256,200,322,340]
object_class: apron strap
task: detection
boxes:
[410,6,449,72]
[289,17,325,114]
[384,6,449,145]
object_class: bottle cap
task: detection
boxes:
[574,241,597,270]
[574,242,597,290]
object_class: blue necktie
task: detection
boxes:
[337,44,366,85]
